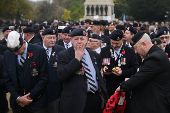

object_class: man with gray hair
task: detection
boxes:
[116,32,170,113]
[149,26,156,40]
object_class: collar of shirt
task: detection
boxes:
[43,43,52,58]
[27,36,34,43]
[109,31,112,34]
[63,41,72,49]
[94,47,101,54]
[113,44,123,60]
[17,42,28,63]
[99,32,102,37]
[4,38,7,42]
[86,27,90,32]
[126,42,132,48]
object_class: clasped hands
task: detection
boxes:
[103,66,122,76]
[17,93,33,107]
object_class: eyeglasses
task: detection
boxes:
[45,37,57,40]
[88,39,98,42]
[160,36,169,40]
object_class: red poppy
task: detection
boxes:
[29,53,33,57]
[122,50,125,54]
[166,53,168,56]
[32,62,36,66]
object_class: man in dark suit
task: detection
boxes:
[57,28,107,113]
[56,26,73,49]
[3,31,49,113]
[0,44,7,55]
[116,32,170,113]
[0,26,11,46]
[89,20,110,48]
[35,23,49,42]
[37,28,65,113]
[0,55,9,113]
[23,27,39,44]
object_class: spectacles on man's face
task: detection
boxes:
[88,39,98,42]
[45,36,57,40]
[160,36,169,40]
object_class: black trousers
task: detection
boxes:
[13,106,47,113]
[83,93,102,113]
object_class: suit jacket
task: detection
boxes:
[0,38,7,46]
[120,45,170,113]
[104,29,109,36]
[165,44,170,58]
[3,44,49,111]
[101,45,138,96]
[56,39,64,47]
[0,44,7,55]
[150,32,156,40]
[29,36,40,44]
[37,42,65,103]
[101,35,111,46]
[57,47,107,113]
[35,33,43,42]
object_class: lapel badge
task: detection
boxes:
[69,30,72,33]
[43,26,45,30]
[111,53,115,58]
[31,68,38,76]
[154,41,157,45]
[164,31,166,35]
[53,30,55,34]
[52,52,55,56]
[53,62,57,68]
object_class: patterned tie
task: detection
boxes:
[20,54,26,67]
[81,55,97,93]
[126,44,129,47]
[46,49,50,62]
[66,44,68,49]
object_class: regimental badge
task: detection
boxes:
[154,41,157,45]
[53,30,55,34]
[90,33,93,38]
[43,26,45,30]
[74,24,76,26]
[83,31,86,35]
[69,30,71,33]
[91,21,93,25]
[117,37,120,41]
[164,31,166,35]
[31,68,38,76]
[127,27,130,31]
[53,62,57,68]
[102,58,110,65]
[52,52,55,56]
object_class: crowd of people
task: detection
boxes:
[0,19,170,113]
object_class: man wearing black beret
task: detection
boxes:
[133,23,141,32]
[23,27,39,44]
[89,20,110,48]
[116,25,125,33]
[72,22,80,28]
[0,26,11,46]
[20,23,27,39]
[56,26,73,49]
[57,28,107,113]
[87,34,102,54]
[108,22,116,35]
[37,28,65,113]
[101,29,138,112]
[116,32,170,113]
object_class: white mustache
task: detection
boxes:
[49,42,55,44]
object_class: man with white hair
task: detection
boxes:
[3,31,49,113]
[149,26,155,40]
[116,32,170,113]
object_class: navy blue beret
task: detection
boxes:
[100,20,107,26]
[70,28,86,37]
[89,34,102,40]
[23,27,35,33]
[61,26,72,33]
[2,26,11,32]
[42,28,56,35]
[81,21,84,25]
[73,22,79,26]
[20,23,26,26]
[140,27,146,31]
[131,32,145,46]
[85,19,91,23]
[155,29,169,38]
[90,20,101,26]
[133,23,141,27]
[125,27,137,34]
[116,25,125,30]
[110,29,123,41]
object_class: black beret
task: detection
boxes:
[47,22,51,25]
[73,22,79,26]
[133,23,141,27]
[140,27,146,31]
[39,23,47,30]
[100,20,107,26]
[90,20,101,26]
[58,22,63,26]
[125,23,132,27]
[109,29,123,41]
[116,25,125,30]
[151,38,162,45]
[81,21,84,25]
[125,27,137,34]
[2,26,11,32]
[70,28,86,37]
[108,22,115,26]
[131,32,145,46]
[20,23,26,26]
[23,27,35,33]
[61,26,72,34]
[155,29,169,38]
[42,28,56,35]
[89,34,102,40]
[85,19,91,23]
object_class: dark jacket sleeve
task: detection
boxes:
[0,55,5,89]
[57,52,82,81]
[120,56,161,92]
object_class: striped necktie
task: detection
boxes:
[81,55,97,93]
[20,54,26,67]
[46,48,50,62]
